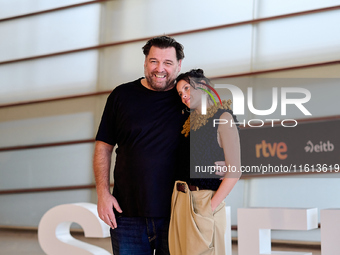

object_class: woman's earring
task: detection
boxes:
[182,107,190,114]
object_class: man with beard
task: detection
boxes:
[93,36,186,255]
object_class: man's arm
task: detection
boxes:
[93,140,122,228]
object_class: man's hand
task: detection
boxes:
[97,192,122,229]
[93,141,121,228]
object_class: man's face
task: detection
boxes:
[144,46,182,91]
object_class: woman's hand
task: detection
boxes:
[211,199,219,212]
[214,161,227,178]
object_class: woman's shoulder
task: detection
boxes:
[217,110,233,120]
[214,103,237,121]
[214,102,239,129]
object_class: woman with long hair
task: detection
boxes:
[169,69,242,255]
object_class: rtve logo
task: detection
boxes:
[255,140,288,160]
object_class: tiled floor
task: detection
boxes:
[0,229,321,255]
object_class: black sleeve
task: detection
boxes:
[95,91,118,146]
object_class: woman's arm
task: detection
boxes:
[211,111,242,211]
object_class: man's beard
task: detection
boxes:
[145,73,175,91]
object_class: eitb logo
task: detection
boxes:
[305,140,334,153]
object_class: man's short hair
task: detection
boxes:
[142,36,185,61]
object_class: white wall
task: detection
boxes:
[0,1,339,245]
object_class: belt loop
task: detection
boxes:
[177,182,187,193]
[176,182,200,193]
[190,184,199,191]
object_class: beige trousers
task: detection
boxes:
[169,181,227,255]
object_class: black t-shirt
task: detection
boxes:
[96,78,187,217]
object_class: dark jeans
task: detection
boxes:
[110,216,170,255]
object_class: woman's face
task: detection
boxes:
[176,79,203,110]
